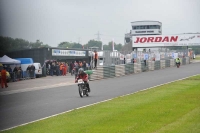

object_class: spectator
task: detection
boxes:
[53,63,57,75]
[18,67,23,79]
[74,61,79,79]
[79,61,83,68]
[56,63,60,76]
[6,65,12,75]
[93,50,98,69]
[50,61,54,76]
[62,63,65,76]
[60,63,63,76]
[69,62,74,75]
[26,65,31,78]
[82,61,86,71]
[13,66,18,81]
[30,64,35,78]
[66,63,68,74]
[1,67,8,88]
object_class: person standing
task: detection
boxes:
[79,61,83,68]
[13,66,18,81]
[1,67,8,88]
[30,64,35,78]
[74,61,79,79]
[26,65,31,78]
[70,61,74,75]
[94,50,98,69]
[82,61,86,70]
[56,63,60,76]
[60,63,63,76]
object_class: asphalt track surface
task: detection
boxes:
[0,63,199,131]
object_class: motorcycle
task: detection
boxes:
[176,62,180,68]
[77,79,89,97]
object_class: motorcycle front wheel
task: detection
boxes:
[78,85,84,97]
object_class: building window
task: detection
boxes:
[132,25,161,30]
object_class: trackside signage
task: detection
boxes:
[52,49,86,56]
[132,34,200,47]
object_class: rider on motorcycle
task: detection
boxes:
[75,68,91,92]
[176,57,180,67]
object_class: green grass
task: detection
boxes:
[195,54,200,60]
[2,75,200,133]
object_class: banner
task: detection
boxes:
[52,49,86,56]
[155,53,160,61]
[172,53,178,59]
[132,34,200,47]
[144,54,149,60]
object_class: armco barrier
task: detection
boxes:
[141,62,148,72]
[148,61,155,71]
[110,66,115,78]
[103,66,110,79]
[186,57,190,64]
[182,58,186,65]
[165,60,170,67]
[129,63,134,73]
[170,59,175,67]
[115,64,125,77]
[134,63,141,73]
[154,61,160,70]
[89,58,190,81]
[125,64,130,74]
[160,60,165,69]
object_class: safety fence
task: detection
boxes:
[9,71,35,82]
[89,57,190,81]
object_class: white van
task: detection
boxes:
[34,63,42,78]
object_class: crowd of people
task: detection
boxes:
[46,60,90,78]
[0,58,93,88]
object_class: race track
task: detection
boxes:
[0,63,199,131]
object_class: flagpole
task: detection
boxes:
[112,38,115,51]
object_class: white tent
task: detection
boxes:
[0,55,21,64]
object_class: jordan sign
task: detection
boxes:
[132,34,200,47]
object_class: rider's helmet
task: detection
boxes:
[78,68,84,74]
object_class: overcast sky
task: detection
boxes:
[0,0,200,47]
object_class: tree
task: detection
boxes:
[72,43,83,49]
[0,36,51,56]
[57,42,73,48]
[85,40,102,50]
[107,41,123,51]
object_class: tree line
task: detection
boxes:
[0,36,125,56]
[1,36,199,56]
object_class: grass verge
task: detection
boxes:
[195,54,200,60]
[1,75,200,133]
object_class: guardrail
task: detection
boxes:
[90,57,190,81]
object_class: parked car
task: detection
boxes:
[34,63,42,78]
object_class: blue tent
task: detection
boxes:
[15,58,33,64]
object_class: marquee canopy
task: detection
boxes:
[0,55,21,64]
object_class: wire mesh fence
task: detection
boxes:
[92,49,189,67]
